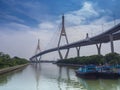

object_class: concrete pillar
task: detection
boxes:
[39,56,41,62]
[86,33,89,39]
[57,15,69,60]
[35,57,38,63]
[58,48,69,60]
[36,57,39,63]
[65,48,69,59]
[96,43,102,55]
[109,34,114,53]
[32,58,35,62]
[58,50,63,60]
[76,47,80,57]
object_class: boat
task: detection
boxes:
[75,65,98,79]
[97,66,120,79]
[76,65,120,79]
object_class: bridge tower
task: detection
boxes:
[58,15,69,60]
[34,39,41,62]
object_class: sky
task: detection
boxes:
[0,0,120,60]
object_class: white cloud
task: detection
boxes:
[0,22,56,59]
[16,1,49,22]
[64,2,99,26]
[39,22,55,30]
[74,2,99,16]
[0,1,120,60]
[1,0,49,22]
[0,14,25,23]
[0,17,120,60]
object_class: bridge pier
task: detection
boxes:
[58,49,63,60]
[109,34,114,53]
[58,48,70,60]
[76,46,80,57]
[57,15,69,60]
[33,58,36,62]
[34,56,41,63]
[38,56,41,62]
[65,48,70,59]
[35,57,39,63]
[96,43,102,55]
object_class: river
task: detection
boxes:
[0,63,120,90]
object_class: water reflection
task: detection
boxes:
[32,63,41,90]
[0,63,120,90]
[0,66,26,86]
[57,65,120,90]
[58,67,62,90]
[57,66,83,90]
[78,77,120,90]
[0,73,9,86]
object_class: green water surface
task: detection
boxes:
[0,63,120,90]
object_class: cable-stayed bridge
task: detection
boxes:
[30,15,120,62]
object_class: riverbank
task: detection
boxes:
[56,63,82,68]
[55,53,120,67]
[0,64,29,75]
[0,51,29,69]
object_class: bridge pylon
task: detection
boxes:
[57,15,69,60]
[34,39,41,62]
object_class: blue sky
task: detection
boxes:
[0,0,120,59]
[0,0,120,27]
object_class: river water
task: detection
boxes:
[0,63,120,90]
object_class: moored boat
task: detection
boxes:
[76,65,120,79]
[97,66,120,79]
[75,65,98,79]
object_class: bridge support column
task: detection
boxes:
[76,47,80,57]
[96,43,102,55]
[57,15,69,60]
[65,48,70,59]
[58,49,63,60]
[38,56,41,62]
[109,34,114,53]
[35,56,41,63]
[58,48,70,60]
[35,57,39,63]
[30,58,33,63]
[32,58,35,62]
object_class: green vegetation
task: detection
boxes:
[56,53,120,65]
[0,52,29,69]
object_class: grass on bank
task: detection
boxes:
[56,53,120,65]
[0,52,29,69]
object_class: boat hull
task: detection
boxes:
[98,72,119,79]
[76,71,120,79]
[76,71,98,79]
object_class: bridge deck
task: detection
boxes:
[30,23,120,60]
